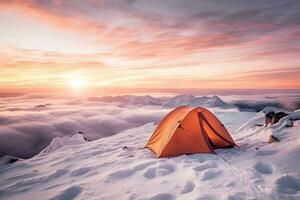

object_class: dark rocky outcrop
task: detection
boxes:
[265,111,289,126]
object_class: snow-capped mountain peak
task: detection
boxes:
[88,94,233,108]
[163,94,231,108]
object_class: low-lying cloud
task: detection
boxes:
[0,95,169,158]
[1,92,299,159]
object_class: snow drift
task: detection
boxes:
[40,134,88,154]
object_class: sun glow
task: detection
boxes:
[70,79,86,88]
[66,75,87,90]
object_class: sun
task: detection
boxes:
[69,79,86,88]
[66,75,87,90]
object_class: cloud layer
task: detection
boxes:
[1,92,299,158]
[0,94,169,158]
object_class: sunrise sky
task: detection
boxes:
[0,0,299,94]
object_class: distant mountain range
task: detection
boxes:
[88,94,233,108]
[88,94,300,111]
[162,94,231,108]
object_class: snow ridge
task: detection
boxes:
[89,94,233,108]
[41,134,87,154]
[163,94,231,108]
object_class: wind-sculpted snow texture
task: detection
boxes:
[0,108,300,200]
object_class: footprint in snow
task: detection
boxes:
[143,163,175,179]
[184,155,206,163]
[196,194,217,200]
[201,169,222,181]
[128,193,138,200]
[106,168,136,182]
[254,161,273,174]
[149,193,175,200]
[51,186,82,200]
[133,161,156,171]
[276,175,300,194]
[105,161,156,182]
[193,162,217,171]
[5,170,39,181]
[226,182,235,188]
[69,167,94,177]
[180,181,195,194]
[46,169,69,181]
[227,192,247,200]
[256,150,278,156]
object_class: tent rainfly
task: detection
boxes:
[146,106,237,157]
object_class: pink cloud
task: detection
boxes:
[0,0,299,90]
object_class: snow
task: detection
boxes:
[0,108,300,200]
[40,134,87,154]
[260,107,292,114]
[88,94,233,108]
[0,155,20,167]
[163,94,232,108]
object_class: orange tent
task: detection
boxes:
[146,106,237,157]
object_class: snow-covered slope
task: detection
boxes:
[236,107,296,139]
[163,94,232,108]
[40,134,88,154]
[0,110,299,200]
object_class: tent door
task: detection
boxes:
[198,113,235,148]
[198,114,215,152]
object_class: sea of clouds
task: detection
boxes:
[0,92,299,159]
[0,94,170,158]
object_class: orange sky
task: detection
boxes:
[0,0,300,94]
